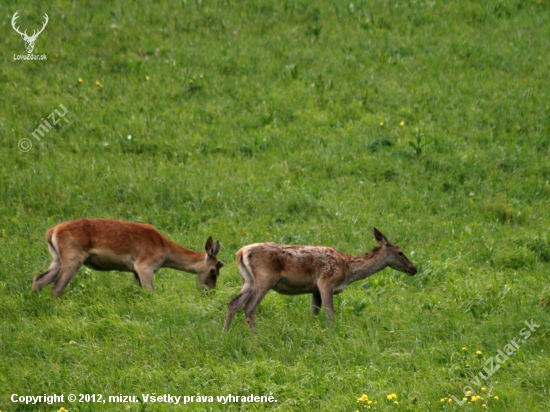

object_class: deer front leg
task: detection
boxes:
[134,257,164,292]
[134,269,154,291]
[318,282,335,321]
[134,261,158,292]
[311,292,322,316]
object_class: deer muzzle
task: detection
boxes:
[408,266,418,276]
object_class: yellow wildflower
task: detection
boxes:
[380,121,384,126]
[440,398,445,402]
[494,396,499,400]
[476,350,482,355]
[386,393,397,400]
[394,401,398,404]
[78,78,83,83]
[357,394,368,402]
[95,80,103,88]
[461,347,467,351]
[448,398,452,403]
[481,387,486,391]
[482,404,487,408]
[465,390,472,396]
[399,121,405,126]
[145,76,150,80]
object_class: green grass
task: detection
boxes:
[1,0,549,410]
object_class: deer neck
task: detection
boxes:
[346,247,387,284]
[164,241,206,274]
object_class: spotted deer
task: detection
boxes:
[224,228,417,332]
[32,219,224,297]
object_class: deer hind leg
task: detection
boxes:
[223,250,256,332]
[223,286,253,332]
[51,253,88,298]
[242,282,275,332]
[311,292,322,316]
[32,244,62,292]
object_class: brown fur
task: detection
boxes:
[223,228,416,332]
[32,218,224,297]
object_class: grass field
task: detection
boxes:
[1,0,549,410]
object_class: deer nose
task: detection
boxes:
[408,267,418,275]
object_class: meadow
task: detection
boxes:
[0,0,549,410]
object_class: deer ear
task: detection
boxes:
[212,240,220,257]
[205,236,214,255]
[373,228,390,246]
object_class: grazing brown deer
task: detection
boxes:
[223,228,417,332]
[32,218,224,298]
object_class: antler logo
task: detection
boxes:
[11,11,49,54]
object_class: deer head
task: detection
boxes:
[12,11,49,54]
[196,236,224,290]
[373,228,418,276]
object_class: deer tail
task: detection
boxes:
[45,227,54,245]
[236,248,255,288]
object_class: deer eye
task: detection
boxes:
[398,252,404,256]
[210,269,216,276]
